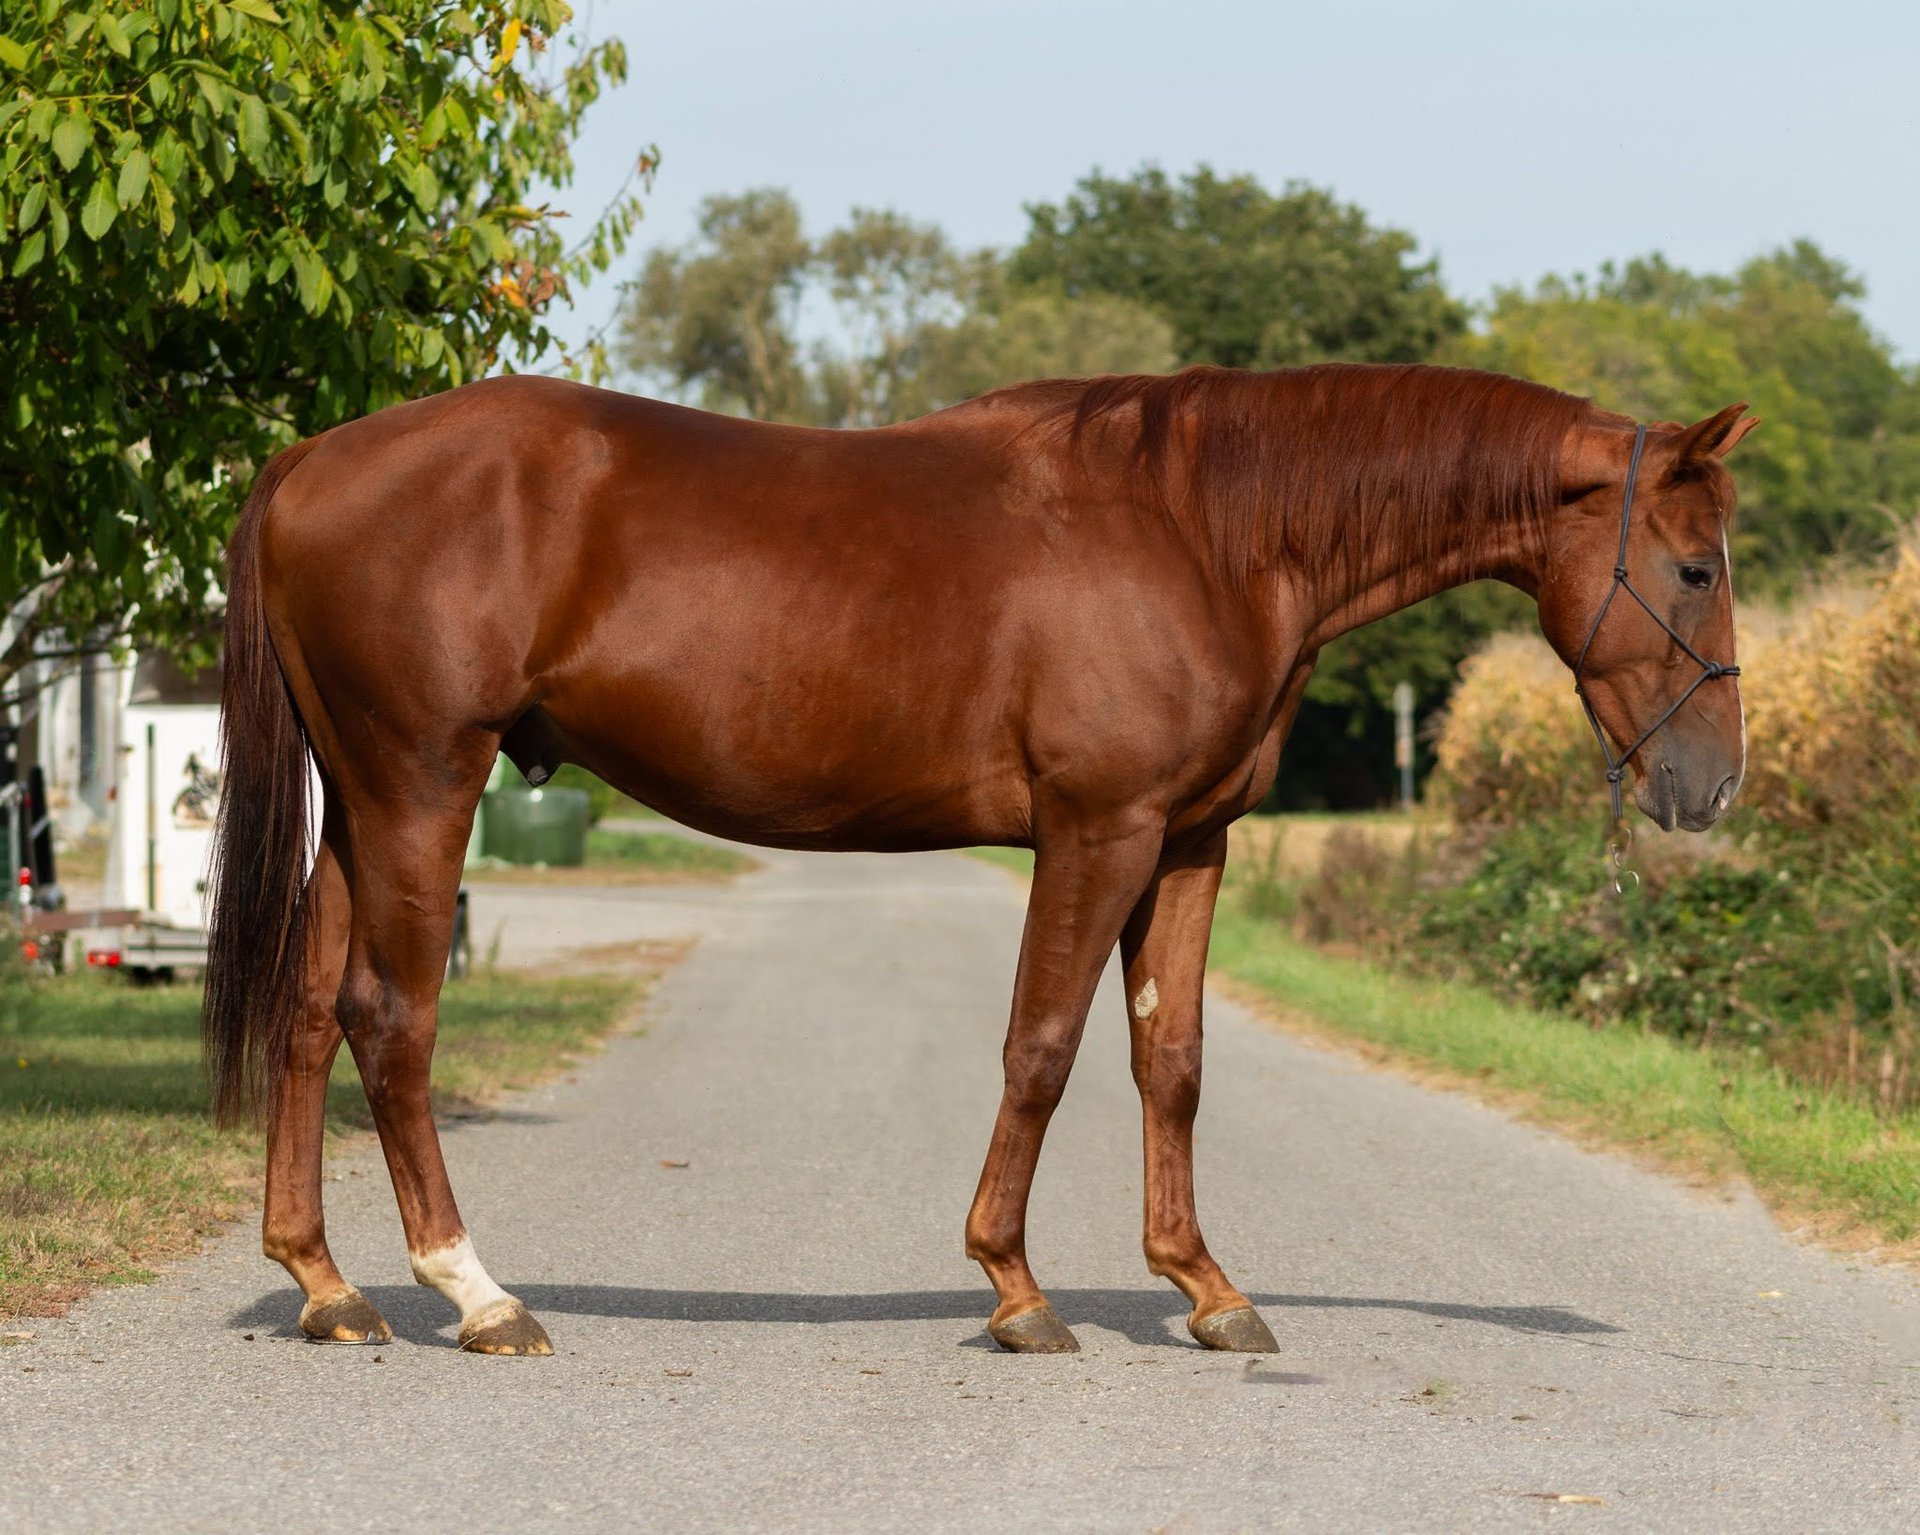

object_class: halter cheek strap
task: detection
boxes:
[1572,424,1741,827]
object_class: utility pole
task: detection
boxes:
[1392,681,1415,812]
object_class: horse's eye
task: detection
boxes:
[1679,564,1714,591]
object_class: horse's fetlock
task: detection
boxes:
[262,1225,323,1270]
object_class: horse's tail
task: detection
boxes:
[202,437,324,1127]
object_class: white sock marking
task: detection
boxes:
[411,1234,514,1324]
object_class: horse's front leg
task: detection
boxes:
[1120,830,1278,1351]
[964,810,1164,1353]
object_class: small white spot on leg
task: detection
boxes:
[1133,977,1159,1020]
[411,1233,514,1326]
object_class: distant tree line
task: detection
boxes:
[617,167,1920,807]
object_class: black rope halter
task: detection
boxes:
[1572,424,1741,829]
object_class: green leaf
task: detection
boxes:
[236,94,269,163]
[26,98,55,140]
[92,505,129,577]
[51,109,91,173]
[17,180,46,232]
[226,0,284,20]
[46,192,68,254]
[0,34,28,71]
[81,173,118,240]
[98,11,131,56]
[151,172,174,235]
[264,102,309,167]
[10,228,44,276]
[117,149,150,209]
[408,160,440,209]
[225,253,252,300]
[193,67,229,112]
[290,245,322,312]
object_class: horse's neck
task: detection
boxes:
[1289,485,1545,651]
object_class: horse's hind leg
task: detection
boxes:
[964,810,1163,1352]
[335,786,551,1355]
[1119,831,1277,1352]
[261,827,391,1342]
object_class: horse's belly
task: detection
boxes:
[543,677,1033,854]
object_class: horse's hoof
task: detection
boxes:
[459,1299,553,1356]
[989,1303,1080,1354]
[1190,1304,1279,1353]
[299,1287,393,1344]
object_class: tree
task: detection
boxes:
[0,0,647,705]
[618,189,1175,428]
[618,188,811,422]
[811,207,977,428]
[1009,164,1465,370]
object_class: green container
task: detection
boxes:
[480,786,590,867]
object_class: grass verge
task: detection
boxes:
[1211,903,1920,1258]
[462,825,757,886]
[0,967,645,1321]
[964,845,1035,878]
[963,845,1920,1260]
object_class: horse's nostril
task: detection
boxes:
[1714,774,1739,813]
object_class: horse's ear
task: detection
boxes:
[1669,403,1759,467]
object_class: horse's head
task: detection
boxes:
[1539,404,1759,832]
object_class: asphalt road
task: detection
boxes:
[4,843,1918,1534]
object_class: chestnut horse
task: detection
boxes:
[204,364,1755,1356]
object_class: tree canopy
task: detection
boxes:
[1009,164,1465,370]
[0,0,645,700]
[617,188,1175,428]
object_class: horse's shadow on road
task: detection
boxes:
[230,1284,1620,1349]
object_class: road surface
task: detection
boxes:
[4,843,1917,1533]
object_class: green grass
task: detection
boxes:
[465,826,757,884]
[584,827,754,877]
[0,968,641,1320]
[965,845,1035,877]
[1209,900,1920,1252]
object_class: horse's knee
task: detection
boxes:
[1001,1028,1079,1114]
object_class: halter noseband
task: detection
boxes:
[1572,424,1741,827]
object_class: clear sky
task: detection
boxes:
[544,0,1920,365]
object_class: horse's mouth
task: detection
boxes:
[1638,758,1729,833]
[1635,761,1681,833]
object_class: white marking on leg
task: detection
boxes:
[411,1233,514,1326]
[1133,977,1159,1021]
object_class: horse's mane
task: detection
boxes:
[1012,363,1589,592]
